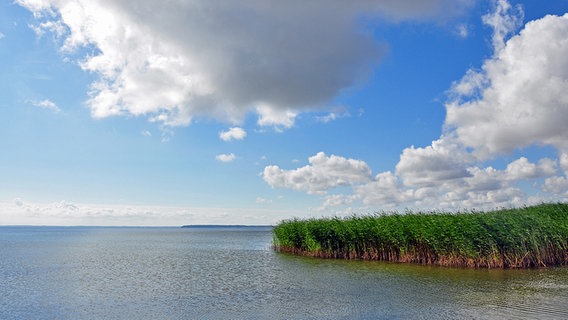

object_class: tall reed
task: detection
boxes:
[273,203,568,268]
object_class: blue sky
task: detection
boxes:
[1,0,568,225]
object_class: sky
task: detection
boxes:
[1,0,568,226]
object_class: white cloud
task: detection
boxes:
[321,194,354,209]
[542,152,568,198]
[560,152,568,173]
[17,0,473,129]
[504,157,556,181]
[446,11,568,158]
[31,99,61,113]
[263,152,372,195]
[219,127,247,141]
[449,186,525,209]
[256,105,297,130]
[449,69,487,98]
[216,153,237,163]
[14,0,54,17]
[481,0,523,53]
[0,32,5,39]
[354,172,414,208]
[396,154,556,210]
[543,176,568,194]
[395,138,474,187]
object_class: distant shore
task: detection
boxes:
[273,203,568,268]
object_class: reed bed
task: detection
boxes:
[273,203,568,268]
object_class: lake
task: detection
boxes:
[0,226,567,319]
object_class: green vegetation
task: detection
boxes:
[273,203,568,268]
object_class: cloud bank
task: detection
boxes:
[3,198,289,226]
[17,0,473,129]
[263,1,568,213]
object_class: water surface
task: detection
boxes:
[0,226,566,319]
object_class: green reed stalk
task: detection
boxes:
[273,203,568,268]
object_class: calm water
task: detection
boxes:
[1,226,567,319]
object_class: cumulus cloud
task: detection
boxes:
[504,157,556,181]
[320,194,354,209]
[16,0,473,129]
[446,11,568,158]
[219,127,247,142]
[216,153,237,163]
[30,99,61,113]
[263,152,372,195]
[353,172,413,208]
[543,176,568,194]
[395,138,474,187]
[542,152,568,196]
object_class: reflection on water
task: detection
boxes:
[277,254,568,320]
[0,226,566,319]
